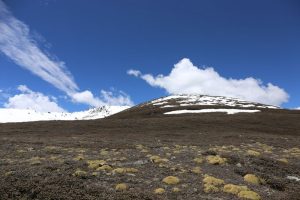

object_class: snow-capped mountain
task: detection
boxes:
[111,94,281,119]
[0,95,281,123]
[146,94,279,109]
[0,106,129,123]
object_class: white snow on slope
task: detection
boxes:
[287,176,300,182]
[149,94,279,109]
[0,106,129,123]
[164,109,261,115]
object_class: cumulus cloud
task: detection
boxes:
[0,1,133,107]
[71,89,133,107]
[71,90,102,107]
[128,58,289,106]
[4,85,65,112]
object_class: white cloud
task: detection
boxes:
[128,58,289,106]
[100,90,134,106]
[0,1,133,107]
[4,85,65,112]
[127,69,141,77]
[71,90,102,107]
[0,1,78,94]
[71,89,134,107]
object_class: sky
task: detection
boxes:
[0,0,299,112]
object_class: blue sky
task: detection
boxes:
[0,0,299,111]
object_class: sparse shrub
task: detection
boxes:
[154,188,165,194]
[173,150,181,154]
[100,150,109,156]
[172,187,180,192]
[29,157,43,165]
[238,190,261,200]
[150,155,160,162]
[79,149,87,153]
[112,167,138,174]
[96,165,112,171]
[92,172,100,176]
[115,183,128,191]
[141,149,149,153]
[277,158,288,164]
[45,146,60,152]
[87,160,106,169]
[158,163,168,168]
[73,154,85,161]
[193,157,204,164]
[135,144,144,150]
[247,150,261,157]
[4,171,14,176]
[191,167,201,174]
[73,169,87,177]
[113,168,126,174]
[204,184,219,193]
[206,155,227,165]
[203,174,224,193]
[162,176,180,185]
[203,175,224,186]
[223,184,248,195]
[125,167,138,173]
[244,174,263,185]
[150,155,168,163]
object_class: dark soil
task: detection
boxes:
[0,104,299,200]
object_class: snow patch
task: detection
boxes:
[161,105,177,108]
[287,176,300,182]
[164,109,261,115]
[149,94,279,109]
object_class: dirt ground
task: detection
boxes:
[0,105,299,200]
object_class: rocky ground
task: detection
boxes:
[0,104,299,199]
